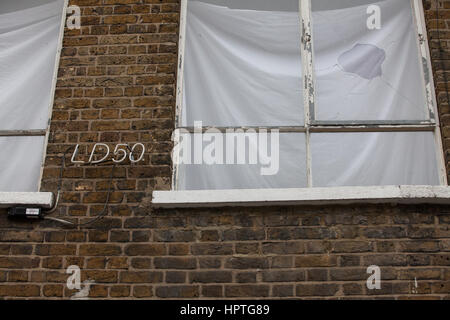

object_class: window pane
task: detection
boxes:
[177,132,307,190]
[312,0,428,121]
[311,132,439,187]
[0,136,46,192]
[182,0,304,127]
[0,0,65,130]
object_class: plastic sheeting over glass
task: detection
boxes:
[0,0,65,191]
[312,0,428,121]
[311,132,440,187]
[182,0,304,127]
[177,133,307,190]
[177,0,441,190]
[0,0,65,130]
[0,136,46,192]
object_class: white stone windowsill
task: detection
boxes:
[152,185,450,208]
[0,192,54,209]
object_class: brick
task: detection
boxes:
[363,227,407,239]
[407,254,431,266]
[131,258,152,269]
[362,254,407,266]
[262,270,305,282]
[272,285,294,297]
[225,285,269,298]
[342,283,364,296]
[83,270,118,283]
[79,244,122,256]
[262,242,304,254]
[432,281,450,294]
[110,231,130,242]
[398,269,442,280]
[225,257,269,269]
[399,241,441,252]
[110,286,131,297]
[10,245,33,255]
[296,284,339,297]
[153,230,196,242]
[191,243,232,255]
[307,269,328,281]
[339,255,361,267]
[270,256,293,269]
[66,231,87,242]
[43,284,64,297]
[223,228,265,241]
[155,285,199,298]
[235,242,259,255]
[166,271,186,284]
[8,271,28,282]
[86,257,107,269]
[120,271,163,283]
[43,257,63,269]
[432,254,450,266]
[332,241,374,253]
[108,257,129,269]
[0,257,40,269]
[87,285,108,298]
[133,286,153,298]
[199,257,222,269]
[0,231,44,242]
[295,255,337,267]
[168,244,190,256]
[0,285,40,297]
[189,271,232,284]
[125,244,166,256]
[236,272,257,283]
[154,257,197,270]
[268,227,336,240]
[330,269,367,281]
[201,285,223,297]
[124,217,156,228]
[88,230,108,242]
[132,231,151,242]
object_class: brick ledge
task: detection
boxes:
[0,192,54,209]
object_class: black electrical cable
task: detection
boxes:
[43,146,116,228]
[44,146,72,214]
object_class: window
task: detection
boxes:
[173,0,446,191]
[0,0,66,192]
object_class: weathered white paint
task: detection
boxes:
[0,192,54,209]
[152,186,450,208]
[300,0,314,188]
[172,0,188,191]
[412,0,448,186]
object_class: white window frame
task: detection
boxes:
[153,0,450,207]
[0,0,68,200]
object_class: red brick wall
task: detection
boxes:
[427,0,450,178]
[0,0,449,299]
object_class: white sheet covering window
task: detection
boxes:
[311,132,439,187]
[175,0,441,190]
[0,0,65,191]
[182,0,303,127]
[312,0,428,121]
[178,133,307,190]
[0,136,46,192]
